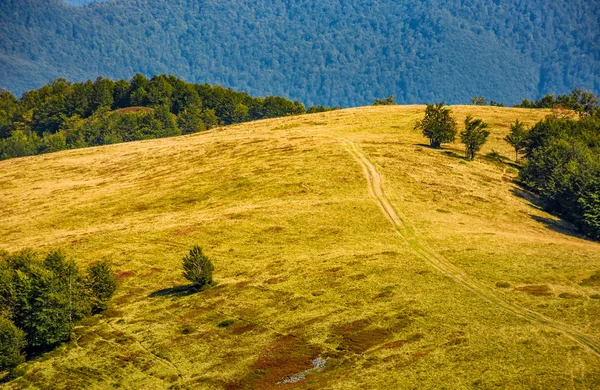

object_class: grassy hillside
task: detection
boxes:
[2,106,600,388]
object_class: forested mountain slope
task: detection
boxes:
[0,0,598,106]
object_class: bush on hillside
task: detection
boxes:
[182,246,214,289]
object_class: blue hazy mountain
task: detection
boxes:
[0,0,598,106]
[62,0,106,6]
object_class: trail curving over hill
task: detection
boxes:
[340,138,600,358]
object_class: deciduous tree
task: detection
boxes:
[414,102,457,148]
[460,115,490,160]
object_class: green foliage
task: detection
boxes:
[504,119,528,161]
[200,109,219,130]
[182,246,214,288]
[0,74,334,161]
[579,184,600,240]
[414,102,457,148]
[470,95,487,106]
[86,261,118,313]
[520,115,600,239]
[373,95,396,106]
[516,89,599,116]
[0,248,116,363]
[0,316,26,371]
[177,103,206,134]
[0,129,41,160]
[460,116,490,160]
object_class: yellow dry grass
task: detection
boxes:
[2,105,600,389]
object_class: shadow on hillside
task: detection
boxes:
[530,215,585,239]
[414,143,468,159]
[510,186,545,211]
[510,183,592,240]
[149,284,198,298]
[442,150,468,160]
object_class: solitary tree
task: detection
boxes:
[414,102,457,148]
[504,119,528,162]
[182,246,214,289]
[460,115,490,160]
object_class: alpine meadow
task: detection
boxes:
[2,0,600,388]
[2,105,600,388]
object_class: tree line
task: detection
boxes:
[0,249,117,374]
[0,74,339,160]
[415,95,600,240]
[515,88,598,114]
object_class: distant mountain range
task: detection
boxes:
[1,0,598,106]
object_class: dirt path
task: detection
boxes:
[340,138,600,358]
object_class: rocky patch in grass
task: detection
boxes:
[226,335,321,389]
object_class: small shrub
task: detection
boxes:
[218,319,235,328]
[182,246,214,288]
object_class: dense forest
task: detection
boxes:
[0,74,332,160]
[519,108,600,239]
[1,0,598,106]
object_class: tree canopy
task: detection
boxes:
[0,75,336,161]
[460,115,490,160]
[414,102,457,148]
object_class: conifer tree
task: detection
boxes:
[182,246,214,289]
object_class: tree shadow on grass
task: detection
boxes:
[442,150,468,160]
[148,282,220,298]
[510,185,545,211]
[511,184,590,240]
[148,284,199,298]
[529,214,586,239]
[413,143,468,160]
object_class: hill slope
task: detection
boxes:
[1,0,599,105]
[2,106,600,388]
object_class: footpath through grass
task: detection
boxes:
[2,106,600,388]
